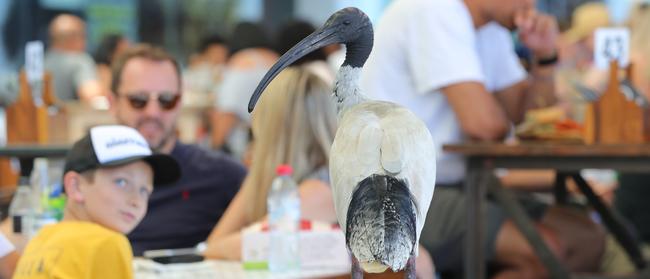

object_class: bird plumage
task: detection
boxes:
[247,7,436,277]
[346,175,417,272]
[330,90,436,271]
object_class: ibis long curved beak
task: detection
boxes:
[248,26,341,113]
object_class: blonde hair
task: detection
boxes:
[242,66,337,221]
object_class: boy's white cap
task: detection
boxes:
[63,125,180,185]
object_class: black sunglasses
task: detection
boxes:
[119,92,181,111]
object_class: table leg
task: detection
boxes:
[488,175,571,279]
[18,158,33,178]
[571,174,647,270]
[465,158,487,279]
[554,172,570,205]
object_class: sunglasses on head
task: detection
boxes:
[119,91,181,110]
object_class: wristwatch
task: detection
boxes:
[537,52,559,66]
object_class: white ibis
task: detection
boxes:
[248,7,436,279]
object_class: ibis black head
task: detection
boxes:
[248,7,373,113]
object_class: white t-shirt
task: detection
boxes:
[361,0,526,184]
[215,60,270,159]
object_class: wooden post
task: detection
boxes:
[596,60,626,144]
[620,63,645,143]
[0,159,17,188]
[0,71,54,187]
[644,109,650,142]
[583,103,596,145]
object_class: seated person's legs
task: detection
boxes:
[420,187,565,279]
[492,220,563,279]
[420,187,507,272]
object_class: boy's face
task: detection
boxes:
[78,161,153,234]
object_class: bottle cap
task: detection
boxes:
[276,164,293,176]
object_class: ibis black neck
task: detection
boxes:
[342,26,373,68]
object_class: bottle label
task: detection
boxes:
[13,215,22,233]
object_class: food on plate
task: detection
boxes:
[516,107,583,141]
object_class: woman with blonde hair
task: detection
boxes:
[204,66,338,260]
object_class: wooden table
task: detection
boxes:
[133,259,409,279]
[0,144,69,177]
[443,142,650,279]
[0,144,69,158]
[134,258,351,279]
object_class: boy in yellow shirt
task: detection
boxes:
[13,125,180,279]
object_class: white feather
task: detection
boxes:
[329,73,437,269]
[334,66,368,114]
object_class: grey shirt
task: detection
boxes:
[44,50,97,101]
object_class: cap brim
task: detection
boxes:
[102,154,181,186]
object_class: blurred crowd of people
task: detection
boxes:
[1,1,650,279]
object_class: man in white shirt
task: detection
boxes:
[362,0,560,277]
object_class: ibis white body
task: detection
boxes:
[246,8,437,276]
[330,66,436,271]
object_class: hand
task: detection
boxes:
[516,10,559,59]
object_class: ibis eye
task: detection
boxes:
[343,20,351,25]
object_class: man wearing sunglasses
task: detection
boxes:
[108,44,247,255]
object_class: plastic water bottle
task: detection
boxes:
[267,165,301,272]
[31,158,57,230]
[9,178,36,250]
[30,158,47,212]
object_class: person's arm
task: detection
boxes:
[204,179,338,260]
[210,110,239,149]
[204,189,249,260]
[210,52,258,150]
[0,220,26,254]
[407,7,512,140]
[0,251,18,279]
[77,79,104,105]
[495,63,557,124]
[496,12,559,124]
[0,233,17,279]
[74,55,105,106]
[441,82,511,141]
[96,65,112,97]
[298,179,337,223]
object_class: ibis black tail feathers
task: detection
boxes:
[346,174,417,272]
